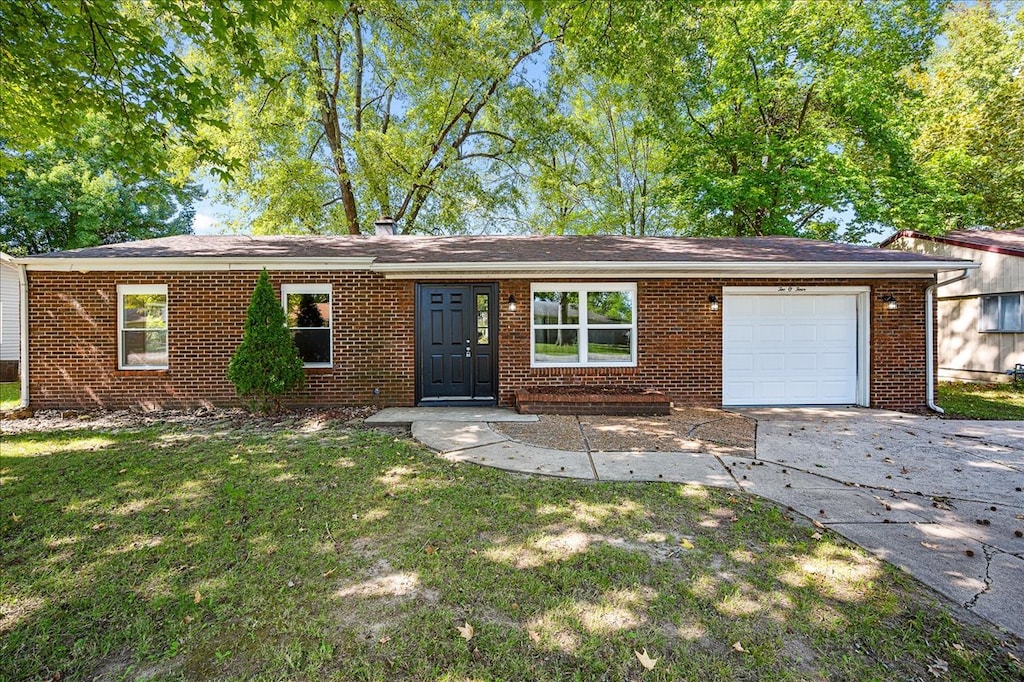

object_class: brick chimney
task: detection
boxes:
[373,216,396,236]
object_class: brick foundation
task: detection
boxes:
[25,272,933,413]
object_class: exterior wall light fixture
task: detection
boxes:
[708,295,720,312]
[881,294,898,310]
[508,294,517,312]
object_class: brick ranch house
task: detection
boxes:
[8,234,976,413]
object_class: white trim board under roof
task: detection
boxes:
[371,260,972,279]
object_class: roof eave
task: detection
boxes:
[372,260,979,279]
[18,256,378,272]
[882,231,1024,259]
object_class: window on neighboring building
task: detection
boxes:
[282,284,332,366]
[531,284,636,367]
[118,285,168,369]
[981,293,1024,332]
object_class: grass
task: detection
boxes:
[937,381,1024,420]
[1,419,1021,681]
[0,382,19,410]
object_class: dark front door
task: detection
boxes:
[416,284,496,405]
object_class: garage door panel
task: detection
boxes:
[821,352,851,370]
[789,381,821,400]
[821,323,852,342]
[789,324,818,343]
[730,325,755,343]
[758,324,786,342]
[790,353,817,369]
[725,353,755,372]
[759,353,787,371]
[789,297,816,315]
[723,294,859,406]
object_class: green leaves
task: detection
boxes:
[0,1,289,177]
[0,116,201,255]
[907,3,1024,231]
[197,0,553,234]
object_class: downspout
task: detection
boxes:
[926,269,971,413]
[17,263,28,409]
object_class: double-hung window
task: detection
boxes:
[118,285,168,369]
[980,293,1023,332]
[282,284,332,367]
[531,284,637,367]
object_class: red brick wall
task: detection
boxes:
[26,271,932,412]
[498,277,932,413]
[27,271,415,410]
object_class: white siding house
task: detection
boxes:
[883,229,1023,382]
[0,254,21,382]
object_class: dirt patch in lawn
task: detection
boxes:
[492,407,755,456]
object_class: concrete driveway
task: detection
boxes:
[372,406,1024,638]
[742,408,1024,639]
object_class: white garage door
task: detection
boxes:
[723,294,859,406]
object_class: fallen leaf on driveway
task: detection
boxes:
[456,622,474,641]
[811,532,823,540]
[679,538,694,550]
[635,648,658,670]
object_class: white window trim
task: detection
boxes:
[979,293,1024,333]
[530,282,637,368]
[281,283,333,368]
[117,284,168,370]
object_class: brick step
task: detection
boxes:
[514,387,671,416]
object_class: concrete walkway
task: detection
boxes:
[367,407,1024,638]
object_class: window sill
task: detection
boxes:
[115,368,169,376]
[530,363,638,369]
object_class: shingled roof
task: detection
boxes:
[881,228,1024,259]
[26,233,969,263]
[15,234,977,278]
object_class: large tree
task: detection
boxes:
[505,61,679,236]
[0,118,201,255]
[195,0,558,235]
[907,2,1024,232]
[0,1,286,177]
[531,0,947,240]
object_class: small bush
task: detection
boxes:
[227,269,304,412]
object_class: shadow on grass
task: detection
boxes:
[938,383,1024,420]
[1,425,1021,681]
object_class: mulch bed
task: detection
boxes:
[0,405,380,435]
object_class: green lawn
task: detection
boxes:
[937,381,1024,420]
[1,420,1020,681]
[0,382,19,410]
